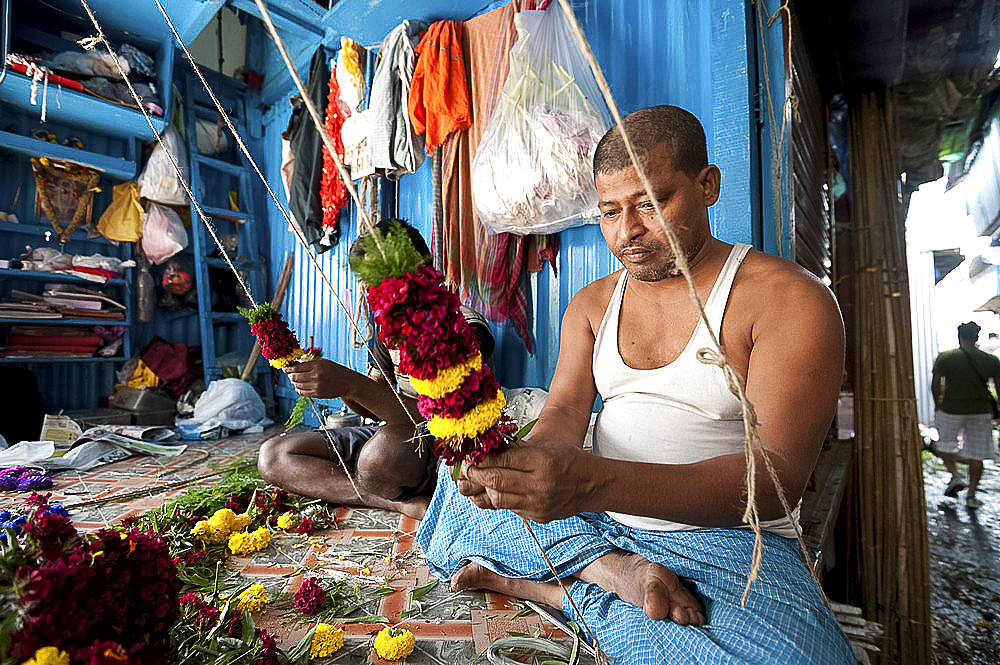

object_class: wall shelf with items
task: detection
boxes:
[0,130,136,180]
[0,0,176,142]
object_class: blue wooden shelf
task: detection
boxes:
[0,356,123,364]
[0,72,166,141]
[0,316,127,325]
[0,268,125,286]
[0,130,136,180]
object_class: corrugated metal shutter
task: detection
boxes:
[788,12,832,282]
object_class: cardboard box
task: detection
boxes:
[110,386,176,413]
[132,408,177,426]
[63,408,134,427]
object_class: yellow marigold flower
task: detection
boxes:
[276,511,298,530]
[427,390,505,439]
[269,347,304,369]
[237,584,269,613]
[228,527,272,556]
[374,627,415,661]
[309,623,345,658]
[208,508,238,532]
[232,512,252,531]
[409,355,481,398]
[22,646,70,665]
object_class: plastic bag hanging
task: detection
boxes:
[471,4,612,235]
[138,125,190,206]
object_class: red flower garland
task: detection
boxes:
[321,67,349,230]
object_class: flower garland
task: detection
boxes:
[239,302,321,429]
[351,220,517,473]
[320,65,349,237]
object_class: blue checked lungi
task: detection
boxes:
[416,466,855,665]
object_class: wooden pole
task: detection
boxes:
[847,88,931,665]
[241,252,295,381]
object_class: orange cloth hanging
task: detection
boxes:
[408,21,472,155]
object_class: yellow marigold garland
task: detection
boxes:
[408,355,482,398]
[427,390,506,440]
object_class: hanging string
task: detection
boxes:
[553,0,816,603]
[76,0,394,502]
[755,0,799,259]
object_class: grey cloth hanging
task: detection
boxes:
[368,20,426,178]
[284,47,334,250]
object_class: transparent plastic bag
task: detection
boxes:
[472,5,611,235]
[138,125,189,206]
[141,203,188,264]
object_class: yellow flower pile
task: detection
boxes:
[228,527,272,556]
[373,627,416,661]
[276,511,299,531]
[191,508,252,543]
[309,623,345,659]
[22,647,70,665]
[236,584,269,613]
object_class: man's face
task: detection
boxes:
[595,144,717,282]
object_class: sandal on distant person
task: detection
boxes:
[966,496,983,510]
[944,477,967,497]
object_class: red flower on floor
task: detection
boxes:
[293,576,326,615]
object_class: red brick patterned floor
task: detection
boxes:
[1,429,565,664]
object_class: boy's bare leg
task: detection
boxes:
[257,429,430,520]
[451,550,706,626]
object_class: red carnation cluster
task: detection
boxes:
[250,315,299,362]
[367,264,480,380]
[10,507,181,664]
[293,576,327,615]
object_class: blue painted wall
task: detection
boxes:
[0,0,787,416]
[249,0,787,421]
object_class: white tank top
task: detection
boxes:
[591,243,799,537]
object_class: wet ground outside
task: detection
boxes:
[924,452,1000,664]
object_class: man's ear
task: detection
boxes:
[698,165,721,206]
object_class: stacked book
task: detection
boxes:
[0,288,126,321]
[0,325,103,357]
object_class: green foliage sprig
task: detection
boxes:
[348,219,427,288]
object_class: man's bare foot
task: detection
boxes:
[451,562,565,608]
[579,551,706,626]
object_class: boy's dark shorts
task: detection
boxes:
[324,425,438,500]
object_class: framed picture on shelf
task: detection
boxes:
[30,157,100,242]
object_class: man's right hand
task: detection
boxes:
[283,358,360,399]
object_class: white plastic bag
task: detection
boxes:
[182,378,268,433]
[138,125,190,206]
[141,203,188,264]
[472,5,611,235]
